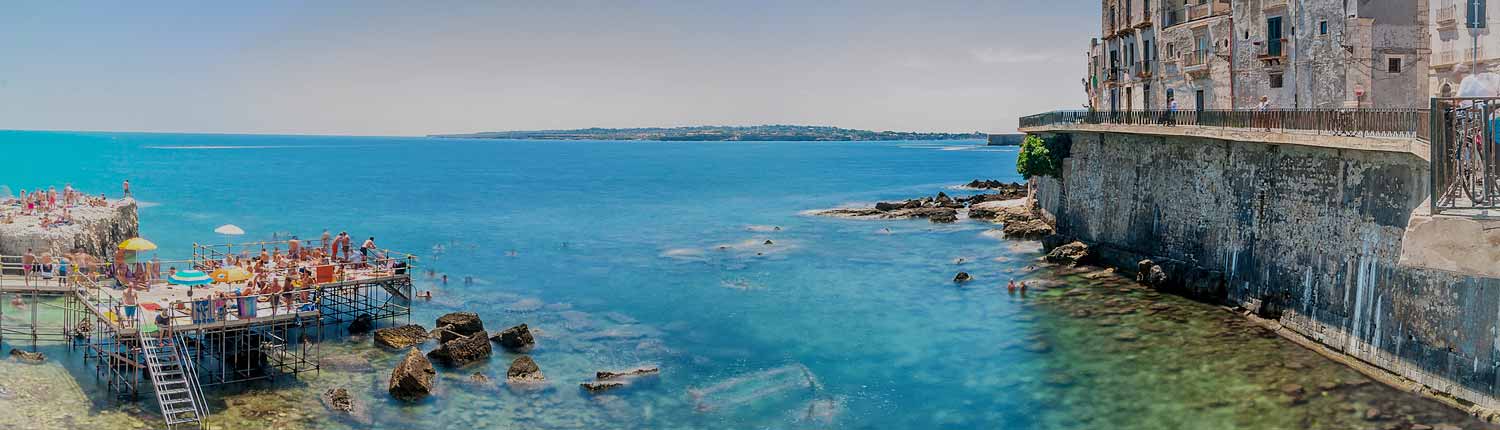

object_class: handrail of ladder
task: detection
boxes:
[173,331,210,428]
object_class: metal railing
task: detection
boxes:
[1019,108,1430,139]
[1430,97,1500,214]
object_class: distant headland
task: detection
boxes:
[429,125,986,142]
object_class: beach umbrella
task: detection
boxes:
[169,269,213,286]
[119,237,158,251]
[210,266,252,283]
[214,224,245,236]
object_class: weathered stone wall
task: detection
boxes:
[1038,130,1500,411]
[0,200,139,258]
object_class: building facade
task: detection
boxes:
[1432,0,1499,97]
[1088,0,1430,111]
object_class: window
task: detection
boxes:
[1319,20,1328,35]
[1388,57,1402,73]
[1269,73,1284,88]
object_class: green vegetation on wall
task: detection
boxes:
[1017,134,1062,179]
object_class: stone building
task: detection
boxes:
[1087,0,1429,111]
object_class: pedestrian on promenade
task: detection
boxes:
[1164,91,1178,127]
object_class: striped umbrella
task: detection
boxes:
[168,269,213,286]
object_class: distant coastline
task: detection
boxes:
[429,125,986,142]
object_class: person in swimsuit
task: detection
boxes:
[21,249,34,288]
[321,230,331,255]
[288,237,301,259]
[122,286,139,327]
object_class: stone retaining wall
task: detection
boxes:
[1035,130,1500,413]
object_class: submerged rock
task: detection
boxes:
[388,348,435,402]
[427,331,493,366]
[953,272,972,283]
[9,349,44,363]
[347,313,374,334]
[492,323,535,351]
[435,312,486,343]
[320,387,371,425]
[580,381,625,393]
[596,366,660,381]
[373,324,429,349]
[927,208,958,223]
[506,355,546,384]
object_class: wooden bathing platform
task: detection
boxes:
[0,240,417,429]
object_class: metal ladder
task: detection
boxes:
[142,333,210,429]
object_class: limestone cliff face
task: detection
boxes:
[0,199,139,257]
[1037,131,1500,411]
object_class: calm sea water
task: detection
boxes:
[0,130,1486,430]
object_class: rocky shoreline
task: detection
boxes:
[807,180,1055,241]
[808,180,1029,225]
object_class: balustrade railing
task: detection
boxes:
[1019,108,1429,139]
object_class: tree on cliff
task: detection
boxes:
[1017,134,1060,179]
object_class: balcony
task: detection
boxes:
[1257,38,1287,67]
[1438,5,1457,29]
[1167,0,1230,27]
[1435,49,1459,68]
[1133,61,1154,79]
[1135,9,1153,29]
[1465,45,1487,63]
[1182,51,1211,76]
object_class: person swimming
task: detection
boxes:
[1007,279,1017,293]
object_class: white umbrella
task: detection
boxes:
[214,224,246,236]
[215,224,246,260]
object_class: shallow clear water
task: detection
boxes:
[0,130,1488,429]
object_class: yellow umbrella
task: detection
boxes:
[119,237,158,251]
[210,266,252,283]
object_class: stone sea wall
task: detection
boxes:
[1034,130,1500,412]
[0,200,139,257]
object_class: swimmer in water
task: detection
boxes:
[1007,279,1017,293]
[441,274,448,284]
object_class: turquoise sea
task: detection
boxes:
[0,130,1489,429]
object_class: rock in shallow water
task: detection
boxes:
[347,313,374,334]
[596,366,660,381]
[507,355,546,384]
[9,349,44,363]
[387,349,435,401]
[428,331,493,366]
[492,323,535,351]
[388,348,435,401]
[374,324,429,349]
[436,311,486,343]
[1044,241,1091,266]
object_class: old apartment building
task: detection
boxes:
[1088,0,1430,111]
[1432,0,1500,97]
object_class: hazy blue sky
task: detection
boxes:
[0,1,1090,136]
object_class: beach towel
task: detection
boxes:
[141,303,163,312]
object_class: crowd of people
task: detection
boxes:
[15,247,108,289]
[2,184,116,229]
[112,231,402,327]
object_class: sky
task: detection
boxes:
[0,1,1091,136]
